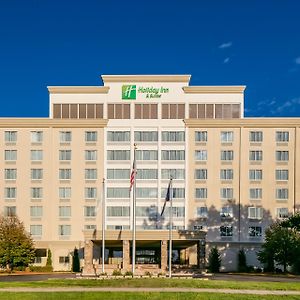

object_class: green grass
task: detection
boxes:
[0,293,299,300]
[1,278,300,291]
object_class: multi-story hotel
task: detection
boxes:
[1,75,299,273]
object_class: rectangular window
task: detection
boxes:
[276,207,289,219]
[161,150,185,160]
[196,207,208,218]
[107,169,130,180]
[31,188,43,199]
[164,207,185,218]
[249,151,263,161]
[85,150,97,161]
[4,206,16,217]
[31,150,43,161]
[220,188,233,199]
[276,170,289,180]
[136,150,158,160]
[249,226,262,237]
[276,188,288,199]
[248,207,263,219]
[221,131,233,142]
[60,131,72,142]
[5,169,17,180]
[137,188,158,198]
[195,150,207,161]
[136,169,158,180]
[249,131,263,142]
[84,206,96,217]
[5,131,17,142]
[85,187,97,199]
[134,131,158,142]
[161,188,185,199]
[249,188,262,199]
[220,226,233,237]
[220,169,233,180]
[195,188,207,199]
[107,206,130,217]
[59,256,70,263]
[276,131,289,142]
[276,151,289,161]
[5,150,17,161]
[162,104,185,119]
[220,206,233,218]
[84,225,97,230]
[59,206,71,217]
[31,131,43,143]
[195,169,207,180]
[161,169,185,180]
[59,150,71,161]
[30,225,42,236]
[59,169,71,180]
[85,131,97,142]
[5,187,16,199]
[108,104,130,119]
[135,104,158,119]
[195,131,207,142]
[107,150,130,161]
[161,131,185,142]
[30,206,43,217]
[85,169,97,180]
[107,188,129,198]
[221,150,234,161]
[59,187,71,198]
[31,169,43,180]
[58,225,71,236]
[107,131,130,142]
[249,170,262,180]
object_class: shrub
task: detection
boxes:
[237,249,248,272]
[144,271,152,277]
[124,271,133,276]
[29,265,53,272]
[208,247,221,273]
[72,247,80,272]
[112,269,122,276]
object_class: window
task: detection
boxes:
[249,170,262,180]
[195,169,207,180]
[30,206,43,217]
[196,207,208,218]
[161,169,185,180]
[59,256,70,263]
[54,104,103,119]
[162,104,185,119]
[5,187,16,199]
[5,150,17,161]
[107,150,130,160]
[31,188,43,199]
[107,206,130,217]
[107,169,130,180]
[31,131,43,143]
[221,150,234,161]
[215,104,240,119]
[4,206,16,216]
[249,188,262,199]
[31,150,43,161]
[85,150,97,161]
[220,169,233,180]
[248,207,263,219]
[134,131,158,142]
[220,188,233,199]
[135,104,158,119]
[276,208,289,219]
[162,131,185,142]
[59,169,71,180]
[276,188,288,199]
[85,169,97,180]
[195,150,207,161]
[221,131,233,142]
[136,169,158,180]
[60,131,72,142]
[249,226,262,237]
[220,206,233,218]
[220,226,233,237]
[85,131,97,142]
[164,207,185,218]
[108,103,130,119]
[107,188,129,198]
[249,131,263,142]
[5,131,17,142]
[58,225,71,236]
[30,225,42,236]
[107,131,130,142]
[5,169,17,180]
[59,150,71,161]
[59,187,71,198]
[189,104,214,119]
[84,225,97,230]
[161,188,185,199]
[195,131,207,142]
[276,151,289,161]
[31,169,43,180]
[276,170,289,180]
[85,187,97,199]
[84,206,96,217]
[195,188,207,199]
[136,150,158,160]
[136,206,153,217]
[249,151,262,161]
[137,188,158,198]
[276,131,289,142]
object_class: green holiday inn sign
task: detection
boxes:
[122,85,169,100]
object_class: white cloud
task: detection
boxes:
[223,57,230,64]
[272,97,300,114]
[219,42,232,49]
[295,57,300,64]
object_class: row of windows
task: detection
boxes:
[195,131,290,142]
[218,226,262,237]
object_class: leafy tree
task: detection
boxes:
[208,247,221,273]
[0,216,35,270]
[46,249,52,267]
[237,248,248,272]
[281,213,300,231]
[72,247,80,272]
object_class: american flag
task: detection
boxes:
[129,161,136,192]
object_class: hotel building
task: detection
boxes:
[0,75,299,273]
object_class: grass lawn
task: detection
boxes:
[0,278,300,291]
[0,293,299,300]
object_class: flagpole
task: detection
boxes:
[132,143,137,275]
[102,178,105,274]
[169,177,173,278]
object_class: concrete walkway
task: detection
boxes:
[1,287,300,295]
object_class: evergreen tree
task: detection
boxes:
[237,249,248,272]
[72,247,80,272]
[208,247,221,273]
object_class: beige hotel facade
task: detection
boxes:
[0,74,299,273]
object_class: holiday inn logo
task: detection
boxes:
[122,85,136,100]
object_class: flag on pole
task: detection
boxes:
[129,160,136,192]
[161,180,171,216]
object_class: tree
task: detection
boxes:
[281,213,300,231]
[237,248,248,272]
[208,247,221,273]
[0,216,35,270]
[46,249,52,267]
[72,247,80,272]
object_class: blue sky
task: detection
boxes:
[0,0,299,117]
